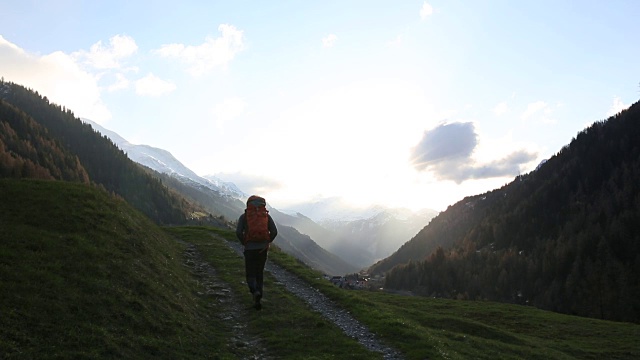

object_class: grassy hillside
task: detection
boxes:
[0,179,377,359]
[166,226,640,359]
[2,179,637,359]
[165,226,378,359]
[0,179,226,358]
[266,238,640,360]
[0,80,189,225]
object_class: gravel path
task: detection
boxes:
[224,239,404,360]
[181,242,272,359]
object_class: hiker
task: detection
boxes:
[236,195,278,310]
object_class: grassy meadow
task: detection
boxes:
[1,178,638,359]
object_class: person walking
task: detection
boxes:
[236,195,278,310]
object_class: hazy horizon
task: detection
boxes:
[1,1,638,211]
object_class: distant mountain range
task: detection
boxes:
[272,207,438,269]
[81,119,363,274]
[4,79,639,323]
[83,119,246,199]
[83,118,437,272]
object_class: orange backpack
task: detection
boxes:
[244,195,270,243]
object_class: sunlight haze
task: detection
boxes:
[1,1,638,212]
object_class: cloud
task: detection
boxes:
[107,73,130,92]
[466,150,537,179]
[154,24,245,76]
[410,122,537,183]
[212,97,247,128]
[322,34,337,48]
[521,101,555,124]
[606,96,627,117]
[410,122,478,170]
[493,101,509,116]
[521,101,547,121]
[73,34,138,69]
[0,35,111,123]
[420,2,434,20]
[135,73,176,96]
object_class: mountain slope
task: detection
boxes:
[0,80,189,224]
[0,99,89,182]
[371,100,640,323]
[271,206,438,269]
[83,117,358,275]
[321,208,438,268]
[82,118,246,221]
[0,179,224,358]
[270,224,359,275]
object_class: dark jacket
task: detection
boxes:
[236,213,278,250]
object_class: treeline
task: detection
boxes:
[0,100,89,182]
[0,80,188,225]
[379,100,640,323]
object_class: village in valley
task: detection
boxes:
[326,272,384,291]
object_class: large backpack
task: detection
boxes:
[244,195,270,244]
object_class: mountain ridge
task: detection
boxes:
[82,118,358,274]
[84,117,435,272]
[371,99,640,323]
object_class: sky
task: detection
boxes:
[1,1,639,212]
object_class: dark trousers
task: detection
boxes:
[244,249,268,295]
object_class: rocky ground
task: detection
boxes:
[182,242,272,359]
[182,235,403,359]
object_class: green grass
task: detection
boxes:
[0,179,232,359]
[2,178,638,359]
[265,235,640,359]
[165,226,381,360]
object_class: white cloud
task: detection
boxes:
[107,73,130,92]
[212,97,247,129]
[606,96,627,117]
[322,34,337,48]
[521,101,546,121]
[73,34,137,69]
[409,122,537,183]
[420,2,434,20]
[135,73,176,96]
[0,35,111,123]
[493,101,509,116]
[154,24,245,76]
[521,101,554,124]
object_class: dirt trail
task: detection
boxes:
[181,234,404,359]
[223,238,404,360]
[182,243,272,359]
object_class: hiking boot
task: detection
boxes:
[253,291,262,310]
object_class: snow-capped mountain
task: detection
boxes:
[81,119,359,275]
[83,118,439,271]
[82,119,248,220]
[83,118,245,200]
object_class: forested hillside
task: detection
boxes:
[0,80,356,275]
[372,100,640,323]
[0,80,190,224]
[0,100,89,182]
